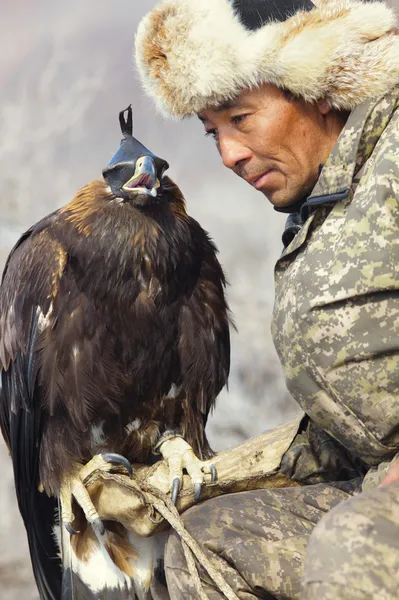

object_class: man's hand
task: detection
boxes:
[379,459,399,486]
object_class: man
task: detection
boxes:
[134,0,399,598]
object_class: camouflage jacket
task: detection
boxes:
[272,89,399,485]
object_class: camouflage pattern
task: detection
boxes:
[164,482,361,599]
[302,481,399,599]
[164,481,399,599]
[273,88,399,469]
[163,89,399,599]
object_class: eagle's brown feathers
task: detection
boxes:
[0,175,230,599]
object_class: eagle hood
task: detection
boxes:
[135,0,399,118]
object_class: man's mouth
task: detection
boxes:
[248,170,275,190]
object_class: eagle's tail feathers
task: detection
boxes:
[55,515,166,600]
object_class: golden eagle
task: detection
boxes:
[0,107,230,599]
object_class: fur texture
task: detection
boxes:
[135,0,399,118]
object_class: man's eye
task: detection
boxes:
[205,129,218,141]
[231,114,247,125]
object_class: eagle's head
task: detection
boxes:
[102,106,169,207]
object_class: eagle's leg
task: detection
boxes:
[60,453,133,535]
[156,436,216,505]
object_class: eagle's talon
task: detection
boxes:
[91,517,105,537]
[65,522,80,536]
[101,453,133,478]
[194,482,202,503]
[209,463,217,483]
[158,436,213,504]
[171,477,181,505]
[60,454,132,538]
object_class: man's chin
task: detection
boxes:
[262,187,305,210]
[259,188,291,208]
[251,176,294,207]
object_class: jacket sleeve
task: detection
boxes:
[289,109,399,470]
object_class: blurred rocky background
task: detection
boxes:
[2,0,396,597]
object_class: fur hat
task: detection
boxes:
[135,0,399,119]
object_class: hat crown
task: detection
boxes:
[135,0,399,118]
[231,0,314,30]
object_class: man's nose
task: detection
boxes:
[218,135,251,171]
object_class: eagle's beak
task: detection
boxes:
[122,155,159,198]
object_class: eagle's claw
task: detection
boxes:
[194,483,202,503]
[101,453,134,479]
[65,522,80,536]
[91,517,106,537]
[60,453,133,537]
[158,437,217,505]
[171,477,181,505]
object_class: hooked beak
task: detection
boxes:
[122,156,159,198]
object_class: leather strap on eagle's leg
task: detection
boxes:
[153,430,184,452]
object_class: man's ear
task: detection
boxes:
[317,99,332,115]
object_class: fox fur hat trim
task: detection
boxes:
[135,0,399,118]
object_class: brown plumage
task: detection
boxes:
[0,129,230,598]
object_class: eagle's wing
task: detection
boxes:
[178,221,231,455]
[0,214,63,600]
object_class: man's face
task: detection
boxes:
[198,84,346,208]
